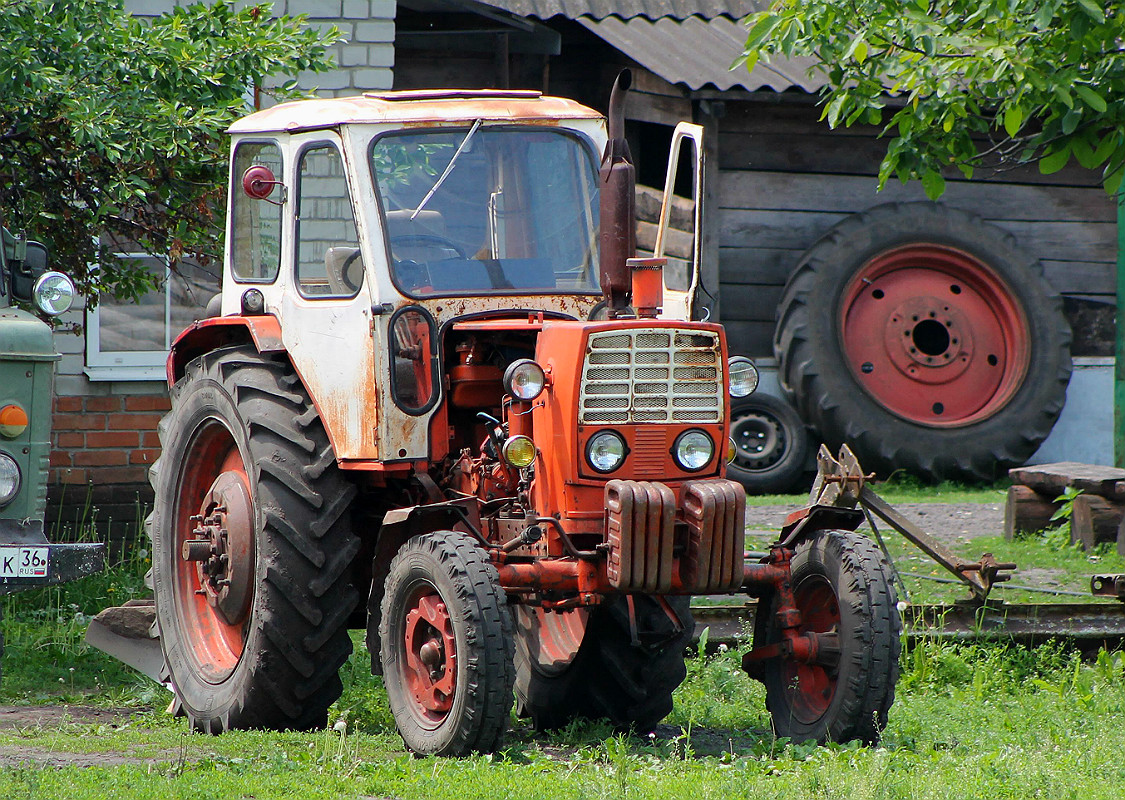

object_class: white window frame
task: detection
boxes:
[84,252,178,382]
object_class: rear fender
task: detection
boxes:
[166,316,286,386]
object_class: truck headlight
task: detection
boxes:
[586,431,627,473]
[503,359,547,401]
[673,430,714,472]
[33,271,75,316]
[728,356,759,398]
[0,453,21,506]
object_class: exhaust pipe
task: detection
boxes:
[599,69,636,317]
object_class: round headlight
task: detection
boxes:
[673,430,714,472]
[727,436,737,464]
[586,430,627,473]
[502,435,537,468]
[0,453,21,506]
[503,359,547,401]
[728,357,759,398]
[0,405,29,439]
[32,271,75,316]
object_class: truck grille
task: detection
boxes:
[579,329,723,424]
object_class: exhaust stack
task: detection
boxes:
[599,70,636,317]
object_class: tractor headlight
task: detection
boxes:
[32,271,75,316]
[727,436,737,464]
[0,453,21,506]
[586,431,627,473]
[503,359,547,401]
[673,430,714,472]
[502,435,537,468]
[0,405,29,439]
[728,356,759,398]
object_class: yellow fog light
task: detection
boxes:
[727,436,737,464]
[0,405,29,438]
[502,435,537,468]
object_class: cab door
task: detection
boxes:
[654,122,705,321]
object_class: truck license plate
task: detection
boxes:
[0,546,49,578]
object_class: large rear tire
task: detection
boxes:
[774,202,1071,482]
[754,530,900,744]
[150,346,359,732]
[379,531,514,756]
[515,594,693,733]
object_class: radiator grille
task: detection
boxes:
[579,329,723,424]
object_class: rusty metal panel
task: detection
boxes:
[605,479,674,592]
[683,479,745,592]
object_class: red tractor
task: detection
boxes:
[93,73,901,755]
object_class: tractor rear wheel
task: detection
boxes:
[515,594,693,733]
[379,531,514,756]
[754,530,900,744]
[150,346,359,732]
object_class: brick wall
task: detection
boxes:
[48,392,170,554]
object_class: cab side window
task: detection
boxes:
[231,142,283,283]
[296,144,364,297]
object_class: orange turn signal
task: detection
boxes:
[0,405,29,438]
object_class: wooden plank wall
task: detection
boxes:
[716,100,1117,358]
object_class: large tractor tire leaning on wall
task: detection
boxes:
[515,594,693,733]
[774,202,1072,482]
[149,346,360,733]
[753,530,901,745]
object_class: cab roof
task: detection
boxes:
[227,90,605,135]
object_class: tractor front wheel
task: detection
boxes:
[755,530,901,744]
[380,531,514,756]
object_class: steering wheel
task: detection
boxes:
[389,233,468,261]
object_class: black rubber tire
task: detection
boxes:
[726,393,810,494]
[515,594,693,733]
[774,202,1072,482]
[754,530,900,744]
[379,531,514,756]
[150,346,359,732]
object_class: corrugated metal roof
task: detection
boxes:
[578,14,825,92]
[478,0,759,21]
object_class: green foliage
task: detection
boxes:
[741,0,1125,196]
[0,0,339,301]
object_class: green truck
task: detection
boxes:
[0,228,104,679]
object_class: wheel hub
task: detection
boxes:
[181,470,253,626]
[840,244,1030,427]
[404,591,457,715]
[732,412,785,469]
[783,579,841,722]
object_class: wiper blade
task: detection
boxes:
[411,119,482,220]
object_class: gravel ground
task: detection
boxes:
[746,502,1004,544]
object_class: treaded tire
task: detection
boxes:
[726,393,810,494]
[515,594,693,733]
[774,202,1071,482]
[755,530,900,744]
[150,346,359,732]
[380,531,514,756]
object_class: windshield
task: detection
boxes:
[371,127,600,296]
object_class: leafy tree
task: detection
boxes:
[741,0,1125,199]
[0,0,338,300]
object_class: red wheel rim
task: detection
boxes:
[172,419,255,683]
[840,244,1030,427]
[401,584,458,726]
[781,578,840,722]
[517,606,588,676]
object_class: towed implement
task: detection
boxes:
[89,74,902,754]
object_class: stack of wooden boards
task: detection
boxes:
[1006,462,1125,554]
